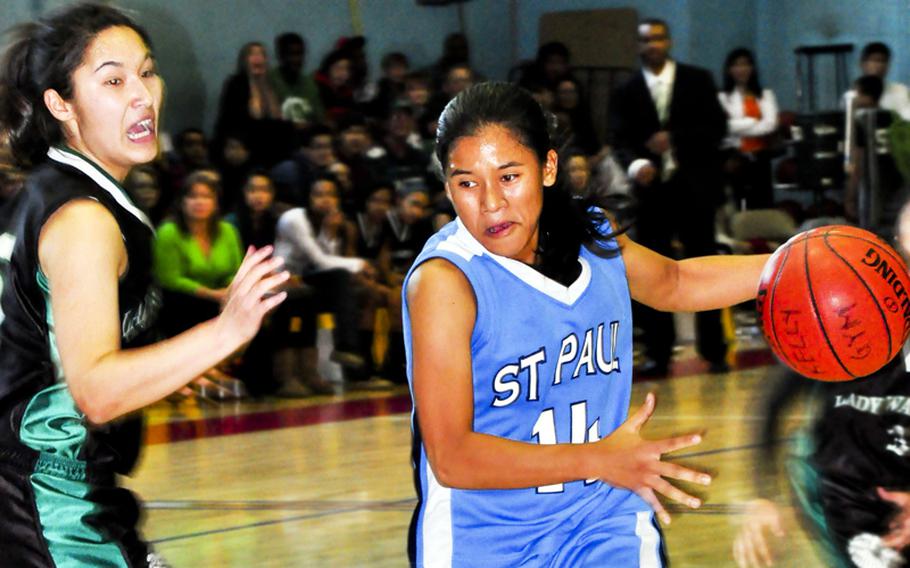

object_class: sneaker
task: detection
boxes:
[330,350,367,371]
[274,380,313,398]
[347,376,396,392]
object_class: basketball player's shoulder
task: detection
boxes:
[407,257,471,303]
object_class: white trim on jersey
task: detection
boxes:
[635,511,662,567]
[422,464,453,567]
[441,218,592,306]
[46,146,155,232]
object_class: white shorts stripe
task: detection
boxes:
[635,510,662,567]
[422,464,453,567]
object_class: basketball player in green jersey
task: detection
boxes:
[0,4,288,565]
[733,204,910,567]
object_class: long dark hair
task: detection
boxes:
[0,3,154,167]
[722,47,763,95]
[236,41,265,76]
[435,82,629,285]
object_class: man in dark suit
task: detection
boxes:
[608,18,729,376]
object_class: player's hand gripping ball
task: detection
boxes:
[757,225,910,381]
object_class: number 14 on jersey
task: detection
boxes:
[532,401,600,493]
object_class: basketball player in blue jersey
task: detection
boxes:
[0,4,288,565]
[403,82,772,567]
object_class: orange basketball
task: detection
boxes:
[757,225,910,381]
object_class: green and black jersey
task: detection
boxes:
[783,351,910,567]
[0,147,163,567]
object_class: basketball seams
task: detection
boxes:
[802,235,854,378]
[766,238,800,372]
[763,226,909,381]
[805,230,910,274]
[822,234,894,363]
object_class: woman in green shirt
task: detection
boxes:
[154,171,243,336]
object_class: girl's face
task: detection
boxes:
[445,124,557,264]
[246,45,268,76]
[329,59,351,87]
[398,191,429,225]
[567,155,590,193]
[366,188,393,220]
[556,80,579,109]
[183,182,218,221]
[224,137,249,167]
[730,56,753,87]
[309,180,340,215]
[244,175,274,213]
[53,26,163,181]
[406,80,429,105]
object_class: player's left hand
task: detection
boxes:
[732,499,785,567]
[878,487,910,549]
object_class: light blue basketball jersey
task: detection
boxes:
[403,219,664,567]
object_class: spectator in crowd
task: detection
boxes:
[719,47,779,210]
[374,103,429,189]
[154,172,243,337]
[336,36,372,104]
[608,17,728,376]
[336,114,382,204]
[590,145,632,197]
[216,136,254,213]
[355,182,394,261]
[527,82,556,111]
[213,42,293,168]
[124,165,164,224]
[315,48,357,125]
[270,32,325,128]
[348,182,397,387]
[274,174,368,374]
[328,160,357,213]
[271,124,335,206]
[385,186,433,280]
[428,32,471,90]
[375,186,433,383]
[844,74,906,228]
[844,42,910,179]
[227,171,283,249]
[553,76,601,155]
[845,42,910,122]
[518,41,573,91]
[404,71,432,123]
[160,127,209,208]
[429,62,475,109]
[563,149,593,197]
[366,52,410,118]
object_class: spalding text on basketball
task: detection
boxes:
[860,247,910,331]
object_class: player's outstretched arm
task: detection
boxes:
[618,233,771,312]
[41,200,288,424]
[408,259,709,521]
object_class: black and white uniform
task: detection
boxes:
[0,147,165,567]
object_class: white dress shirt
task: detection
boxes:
[629,61,677,181]
[718,88,779,150]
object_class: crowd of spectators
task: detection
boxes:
[2,18,906,398]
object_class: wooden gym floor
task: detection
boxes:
[126,340,827,567]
